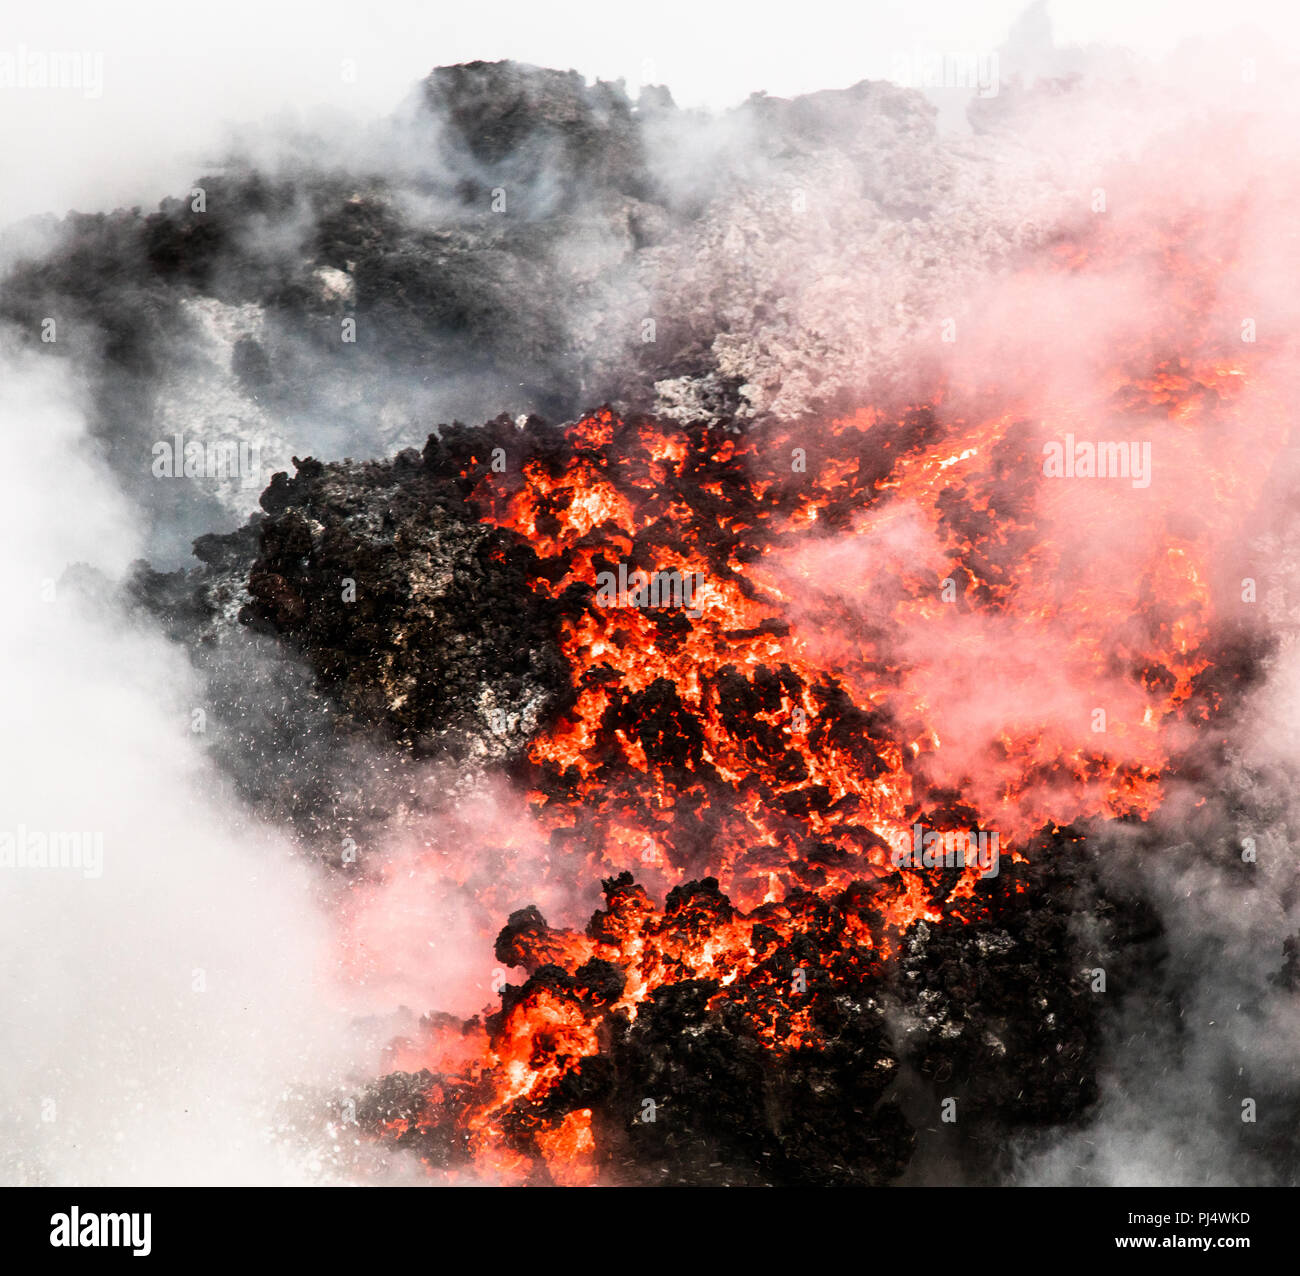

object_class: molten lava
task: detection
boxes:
[367,220,1289,1182]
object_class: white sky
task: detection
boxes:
[1,0,1297,226]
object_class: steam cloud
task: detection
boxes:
[0,345,377,1183]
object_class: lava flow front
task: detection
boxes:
[360,223,1290,1183]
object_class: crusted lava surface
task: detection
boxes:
[138,403,1241,1185]
[132,396,1272,1184]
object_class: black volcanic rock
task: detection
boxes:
[128,423,572,851]
[421,61,650,211]
[362,845,1168,1186]
[240,447,567,756]
[0,57,1040,566]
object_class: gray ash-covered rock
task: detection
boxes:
[419,61,651,212]
[129,416,575,848]
[0,58,1079,566]
[241,441,568,760]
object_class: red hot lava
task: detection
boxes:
[368,221,1289,1183]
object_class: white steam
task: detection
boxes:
[0,342,368,1184]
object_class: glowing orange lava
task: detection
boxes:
[371,215,1290,1183]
